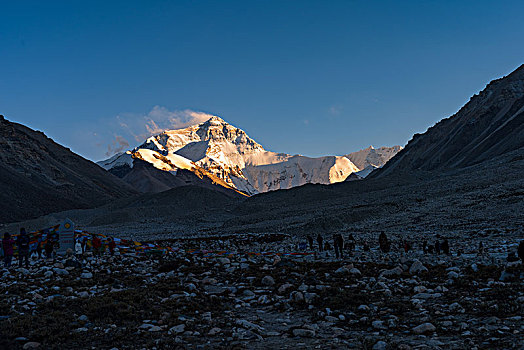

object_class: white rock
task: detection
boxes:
[217,258,230,265]
[349,268,361,275]
[53,268,69,276]
[169,324,185,334]
[380,266,403,277]
[409,260,428,274]
[372,341,388,350]
[335,267,349,274]
[413,322,436,334]
[447,271,459,279]
[80,272,93,279]
[278,283,293,294]
[372,320,387,330]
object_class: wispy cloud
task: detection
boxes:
[96,106,216,158]
[105,135,130,157]
[329,105,342,116]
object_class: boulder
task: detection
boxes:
[413,322,436,334]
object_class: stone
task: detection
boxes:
[372,320,387,330]
[217,257,230,265]
[169,324,185,334]
[335,267,349,274]
[261,275,275,286]
[409,260,428,274]
[208,327,221,335]
[413,285,427,293]
[236,319,264,331]
[53,268,69,276]
[304,292,317,304]
[413,322,436,334]
[292,328,315,337]
[278,283,293,294]
[291,291,304,302]
[358,305,370,312]
[80,272,93,279]
[349,268,361,275]
[380,266,403,277]
[373,341,388,350]
[447,271,459,279]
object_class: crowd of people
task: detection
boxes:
[306,232,524,262]
[1,228,119,269]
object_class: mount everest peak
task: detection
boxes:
[98,116,401,195]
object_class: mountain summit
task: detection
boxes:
[100,117,397,194]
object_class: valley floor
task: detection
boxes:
[1,232,522,349]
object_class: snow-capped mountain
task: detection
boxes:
[345,145,403,175]
[99,116,399,194]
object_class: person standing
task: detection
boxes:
[108,238,117,256]
[75,239,83,257]
[81,236,88,254]
[379,232,390,253]
[36,235,43,259]
[2,233,15,268]
[347,234,356,253]
[316,234,324,252]
[441,239,450,255]
[307,235,314,251]
[44,239,54,259]
[17,228,30,268]
[333,233,344,259]
[92,235,102,256]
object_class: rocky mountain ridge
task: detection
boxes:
[373,64,524,177]
[0,115,137,224]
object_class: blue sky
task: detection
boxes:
[1,1,523,161]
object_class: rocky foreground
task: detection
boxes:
[1,234,523,349]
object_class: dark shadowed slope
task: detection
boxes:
[372,64,524,177]
[0,116,137,223]
[109,158,248,197]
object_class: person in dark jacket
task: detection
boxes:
[379,232,390,253]
[36,235,43,259]
[92,235,102,256]
[44,239,54,259]
[441,239,450,255]
[518,241,524,262]
[346,234,356,253]
[81,236,88,254]
[316,234,324,252]
[307,235,314,251]
[2,233,15,268]
[333,233,344,259]
[17,228,30,268]
[108,238,117,256]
